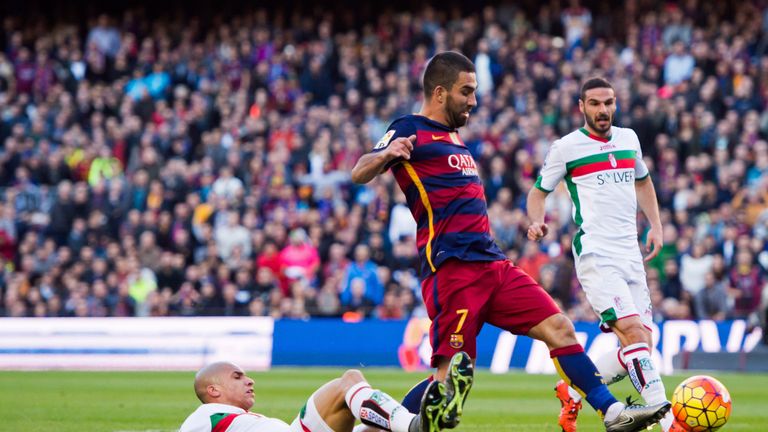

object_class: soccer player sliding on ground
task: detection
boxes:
[180,353,472,432]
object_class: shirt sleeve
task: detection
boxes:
[371,118,416,171]
[631,130,650,180]
[535,140,566,193]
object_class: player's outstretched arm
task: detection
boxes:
[526,187,550,241]
[351,135,415,184]
[635,176,663,261]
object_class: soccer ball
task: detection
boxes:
[671,375,732,431]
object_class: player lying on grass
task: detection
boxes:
[180,352,473,432]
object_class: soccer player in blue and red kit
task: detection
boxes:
[351,51,670,432]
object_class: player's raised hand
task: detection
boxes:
[384,135,415,161]
[644,225,663,262]
[527,222,549,241]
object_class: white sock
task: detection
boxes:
[622,343,667,404]
[387,405,415,432]
[603,401,625,422]
[345,382,373,419]
[567,384,582,402]
[619,344,677,431]
[569,348,628,403]
[660,413,675,431]
[594,347,629,385]
[345,381,416,432]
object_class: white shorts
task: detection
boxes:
[574,253,653,332]
[289,390,334,432]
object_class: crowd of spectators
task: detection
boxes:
[0,0,767,330]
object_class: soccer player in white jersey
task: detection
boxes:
[180,353,472,432]
[526,77,683,432]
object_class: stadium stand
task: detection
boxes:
[0,1,766,330]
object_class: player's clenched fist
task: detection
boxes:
[527,222,549,241]
[383,134,415,161]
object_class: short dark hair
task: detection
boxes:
[423,51,475,98]
[580,77,614,101]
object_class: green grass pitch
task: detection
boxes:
[2,368,766,431]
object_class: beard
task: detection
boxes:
[585,112,612,134]
[446,97,470,129]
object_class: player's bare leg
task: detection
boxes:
[311,370,359,431]
[527,313,581,348]
[313,369,419,432]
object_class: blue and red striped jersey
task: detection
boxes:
[373,114,506,279]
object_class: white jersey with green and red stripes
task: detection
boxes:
[534,126,649,258]
[180,403,291,432]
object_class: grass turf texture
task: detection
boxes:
[2,369,766,431]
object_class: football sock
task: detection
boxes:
[400,376,433,413]
[622,343,666,403]
[569,347,629,403]
[660,414,675,431]
[604,401,625,423]
[345,381,416,432]
[621,343,674,430]
[551,344,619,418]
[594,347,629,385]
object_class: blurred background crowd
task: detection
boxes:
[0,0,767,328]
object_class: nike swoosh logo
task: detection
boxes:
[614,416,634,426]
[431,134,445,141]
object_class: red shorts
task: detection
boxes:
[422,258,561,367]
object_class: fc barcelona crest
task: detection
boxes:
[449,333,464,349]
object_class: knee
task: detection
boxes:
[339,369,366,390]
[534,313,578,347]
[553,313,575,330]
[551,314,577,340]
[322,369,366,410]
